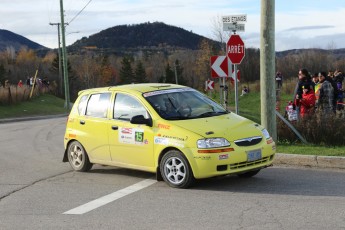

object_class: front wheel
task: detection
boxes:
[67,141,93,172]
[237,169,261,178]
[160,150,194,188]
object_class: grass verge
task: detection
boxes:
[0,94,68,119]
[277,143,345,157]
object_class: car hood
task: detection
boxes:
[172,113,264,141]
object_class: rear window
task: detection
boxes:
[77,95,88,115]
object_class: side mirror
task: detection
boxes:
[130,115,153,127]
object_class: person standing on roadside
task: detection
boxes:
[313,73,322,109]
[26,76,30,87]
[295,84,316,118]
[276,71,283,89]
[333,70,344,110]
[294,68,313,101]
[317,72,334,115]
[294,68,313,118]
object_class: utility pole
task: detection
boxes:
[49,22,63,96]
[59,0,70,110]
[260,0,277,140]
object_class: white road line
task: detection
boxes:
[63,179,157,215]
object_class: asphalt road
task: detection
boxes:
[0,117,345,230]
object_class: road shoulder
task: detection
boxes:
[274,153,345,169]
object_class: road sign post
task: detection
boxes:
[220,14,247,114]
[227,34,245,114]
[210,56,233,108]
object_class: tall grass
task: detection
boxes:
[0,85,55,105]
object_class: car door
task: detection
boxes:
[76,92,112,162]
[108,93,154,169]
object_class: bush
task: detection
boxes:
[278,112,345,146]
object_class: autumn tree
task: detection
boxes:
[146,52,167,82]
[15,47,39,81]
[194,39,215,90]
[99,55,116,86]
[1,46,16,65]
[69,53,101,92]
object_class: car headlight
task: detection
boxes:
[197,138,230,149]
[261,129,271,139]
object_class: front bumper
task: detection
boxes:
[188,142,276,179]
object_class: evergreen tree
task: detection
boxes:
[119,56,134,84]
[158,75,165,83]
[134,61,147,83]
[0,64,5,86]
[50,55,75,97]
[164,63,175,84]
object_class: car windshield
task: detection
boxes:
[143,88,229,120]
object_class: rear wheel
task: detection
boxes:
[67,141,93,172]
[237,169,261,178]
[160,150,194,188]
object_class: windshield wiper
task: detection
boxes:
[195,111,228,118]
[165,116,189,120]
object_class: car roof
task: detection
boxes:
[78,83,187,96]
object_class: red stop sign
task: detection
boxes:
[227,34,245,64]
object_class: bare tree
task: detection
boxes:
[210,15,230,53]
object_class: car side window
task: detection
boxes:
[85,93,111,118]
[114,93,148,121]
[77,95,88,115]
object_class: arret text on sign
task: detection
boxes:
[228,44,244,54]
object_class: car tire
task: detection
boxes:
[237,169,261,178]
[67,141,93,172]
[160,150,194,188]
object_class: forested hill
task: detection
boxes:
[0,29,45,51]
[69,22,218,52]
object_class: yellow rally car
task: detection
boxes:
[63,83,275,188]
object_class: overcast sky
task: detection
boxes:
[1,0,345,51]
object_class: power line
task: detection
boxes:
[68,0,93,25]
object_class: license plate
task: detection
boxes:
[246,149,262,162]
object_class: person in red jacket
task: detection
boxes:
[295,84,316,118]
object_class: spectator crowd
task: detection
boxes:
[285,68,344,121]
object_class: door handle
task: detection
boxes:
[111,125,118,130]
[80,120,85,125]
